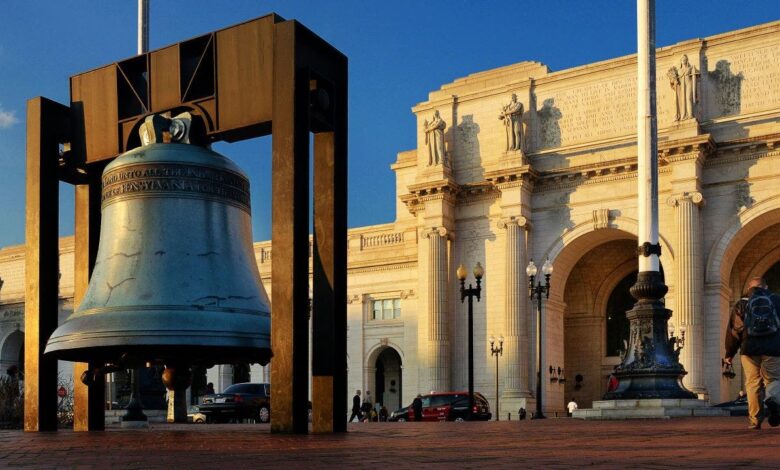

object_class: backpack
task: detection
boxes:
[745,292,780,337]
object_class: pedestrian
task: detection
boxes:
[349,389,362,422]
[412,394,423,421]
[361,390,373,422]
[606,366,619,393]
[379,405,388,422]
[567,398,578,417]
[519,407,527,420]
[724,276,780,430]
[205,382,215,395]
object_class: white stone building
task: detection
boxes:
[3,20,780,415]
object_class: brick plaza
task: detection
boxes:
[1,417,779,468]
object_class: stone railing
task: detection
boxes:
[360,232,403,250]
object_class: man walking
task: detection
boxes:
[349,390,362,423]
[725,277,780,429]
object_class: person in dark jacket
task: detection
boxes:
[725,277,780,429]
[412,394,423,421]
[349,390,362,423]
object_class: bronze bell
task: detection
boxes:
[45,113,271,368]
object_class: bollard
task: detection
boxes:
[507,412,511,421]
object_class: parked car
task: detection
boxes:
[187,405,207,424]
[198,383,271,423]
[389,391,492,422]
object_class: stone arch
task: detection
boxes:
[702,197,780,402]
[544,217,673,303]
[0,329,24,373]
[364,341,404,411]
[706,195,780,285]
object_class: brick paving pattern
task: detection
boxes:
[1,417,780,468]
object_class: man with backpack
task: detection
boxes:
[725,277,780,430]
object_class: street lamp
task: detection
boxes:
[527,258,553,420]
[457,262,484,421]
[489,335,504,421]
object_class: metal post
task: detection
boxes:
[604,0,695,400]
[495,352,499,421]
[458,263,483,422]
[533,290,545,419]
[467,292,474,420]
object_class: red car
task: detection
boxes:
[389,391,491,422]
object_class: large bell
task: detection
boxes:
[45,115,271,367]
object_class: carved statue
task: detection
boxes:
[667,54,699,121]
[499,93,524,152]
[424,110,446,166]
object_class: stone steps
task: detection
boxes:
[573,399,730,420]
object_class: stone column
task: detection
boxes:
[498,217,532,400]
[670,191,706,395]
[424,227,450,392]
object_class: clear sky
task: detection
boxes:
[0,1,777,248]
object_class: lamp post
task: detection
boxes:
[489,335,503,421]
[457,262,484,421]
[527,258,553,420]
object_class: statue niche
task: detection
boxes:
[667,54,700,121]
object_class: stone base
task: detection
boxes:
[120,418,150,429]
[573,399,729,420]
[660,118,700,140]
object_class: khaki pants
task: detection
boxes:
[740,355,780,426]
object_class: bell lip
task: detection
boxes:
[44,344,272,367]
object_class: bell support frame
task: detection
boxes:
[24,14,347,434]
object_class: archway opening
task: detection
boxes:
[374,347,402,411]
[1,329,24,376]
[561,236,667,409]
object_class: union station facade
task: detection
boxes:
[3,20,780,415]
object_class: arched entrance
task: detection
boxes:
[550,222,674,410]
[1,329,24,375]
[710,219,780,401]
[372,347,402,411]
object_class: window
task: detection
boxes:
[371,298,401,320]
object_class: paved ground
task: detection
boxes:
[1,416,779,469]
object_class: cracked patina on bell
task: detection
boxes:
[45,114,271,367]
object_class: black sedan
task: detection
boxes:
[198,382,271,423]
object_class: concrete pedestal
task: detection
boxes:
[573,399,728,420]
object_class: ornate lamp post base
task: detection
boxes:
[604,271,695,400]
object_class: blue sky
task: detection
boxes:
[0,1,777,248]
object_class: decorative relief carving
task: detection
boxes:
[347,294,361,304]
[421,226,452,240]
[592,208,611,230]
[424,110,447,166]
[666,191,704,208]
[101,163,251,211]
[497,216,530,230]
[400,289,416,300]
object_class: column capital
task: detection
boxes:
[666,191,705,208]
[421,226,453,240]
[497,216,530,230]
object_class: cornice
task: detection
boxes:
[658,134,716,163]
